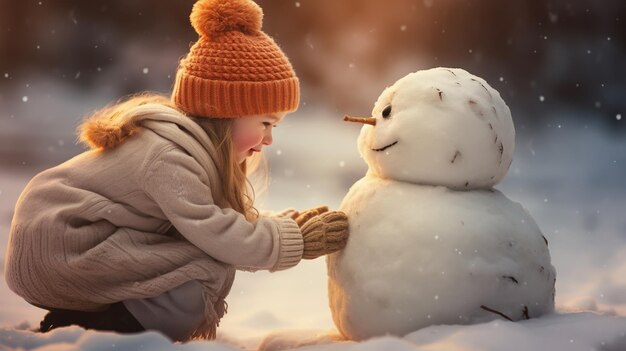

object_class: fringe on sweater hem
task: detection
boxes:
[184,285,229,342]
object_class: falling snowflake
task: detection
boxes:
[617,114,622,121]
[22,96,28,102]
[539,96,545,102]
[143,67,149,74]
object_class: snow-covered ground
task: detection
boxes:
[1,99,626,350]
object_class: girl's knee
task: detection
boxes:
[122,280,207,341]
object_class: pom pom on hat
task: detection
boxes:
[190,0,263,37]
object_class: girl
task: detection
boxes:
[3,0,349,343]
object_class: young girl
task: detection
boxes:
[3,0,349,343]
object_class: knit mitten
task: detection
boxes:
[292,205,330,227]
[300,211,349,259]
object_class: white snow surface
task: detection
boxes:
[1,312,624,351]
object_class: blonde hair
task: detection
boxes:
[78,92,268,221]
[190,116,268,222]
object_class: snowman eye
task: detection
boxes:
[382,105,392,119]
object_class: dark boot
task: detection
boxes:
[38,302,145,334]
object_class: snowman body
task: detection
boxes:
[327,67,556,341]
[328,175,555,340]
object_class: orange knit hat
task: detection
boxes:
[171,0,300,118]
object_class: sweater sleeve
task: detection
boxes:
[141,146,303,272]
[259,208,298,219]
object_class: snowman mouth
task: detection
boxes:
[372,141,398,152]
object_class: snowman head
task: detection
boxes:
[345,67,515,189]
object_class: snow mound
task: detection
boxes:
[1,312,624,351]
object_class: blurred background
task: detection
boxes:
[1,0,625,346]
[1,0,625,167]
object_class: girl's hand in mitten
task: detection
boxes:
[291,205,329,227]
[300,211,349,259]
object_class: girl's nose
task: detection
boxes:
[262,130,273,146]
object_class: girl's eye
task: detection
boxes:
[263,122,272,127]
[382,105,392,118]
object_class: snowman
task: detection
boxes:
[327,67,556,341]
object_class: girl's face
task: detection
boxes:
[232,112,287,163]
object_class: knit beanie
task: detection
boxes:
[171,0,300,118]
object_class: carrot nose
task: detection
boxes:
[344,115,376,126]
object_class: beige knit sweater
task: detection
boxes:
[3,103,304,340]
